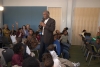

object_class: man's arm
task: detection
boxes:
[45,20,55,32]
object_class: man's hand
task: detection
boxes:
[40,22,46,27]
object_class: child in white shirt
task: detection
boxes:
[47,45,80,67]
[10,30,17,44]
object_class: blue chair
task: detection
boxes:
[53,40,61,56]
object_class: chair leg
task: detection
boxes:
[88,55,93,66]
[83,45,85,52]
[86,51,90,62]
[84,49,87,57]
[81,41,83,50]
[37,50,39,57]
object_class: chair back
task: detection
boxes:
[86,44,92,52]
[91,45,98,53]
[2,36,9,46]
[2,48,14,64]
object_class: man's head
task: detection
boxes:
[44,58,54,67]
[43,11,50,19]
[22,57,40,67]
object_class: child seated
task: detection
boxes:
[12,43,24,67]
[16,28,23,38]
[53,34,61,56]
[92,38,100,52]
[16,37,35,59]
[60,30,70,50]
[25,29,40,50]
[10,30,17,45]
[42,53,63,67]
[47,45,80,67]
[84,33,92,44]
[80,30,86,38]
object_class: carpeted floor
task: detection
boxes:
[69,45,100,67]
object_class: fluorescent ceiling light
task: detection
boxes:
[0,6,4,11]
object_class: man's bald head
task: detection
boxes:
[43,11,50,15]
[43,10,50,19]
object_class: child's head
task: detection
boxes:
[28,29,34,36]
[11,30,16,35]
[62,30,68,35]
[47,44,55,51]
[42,53,53,62]
[55,30,60,34]
[16,37,22,43]
[97,32,100,36]
[44,58,54,67]
[96,38,100,44]
[13,43,24,54]
[3,24,9,30]
[64,27,68,31]
[82,30,86,33]
[22,25,26,29]
[18,28,22,33]
[23,57,40,67]
[36,31,39,36]
[54,34,57,40]
[26,24,30,30]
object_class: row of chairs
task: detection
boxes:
[80,36,100,66]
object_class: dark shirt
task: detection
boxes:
[85,36,92,43]
[0,33,2,43]
[16,32,23,38]
[12,53,23,66]
[93,42,100,51]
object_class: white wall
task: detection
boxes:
[3,0,68,31]
[75,0,100,7]
[0,0,3,28]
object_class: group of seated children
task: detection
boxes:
[1,22,41,50]
[54,27,71,59]
[80,28,100,55]
[0,22,80,67]
[12,43,80,67]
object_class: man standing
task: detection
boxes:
[39,11,56,61]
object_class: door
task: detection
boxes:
[48,7,62,31]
